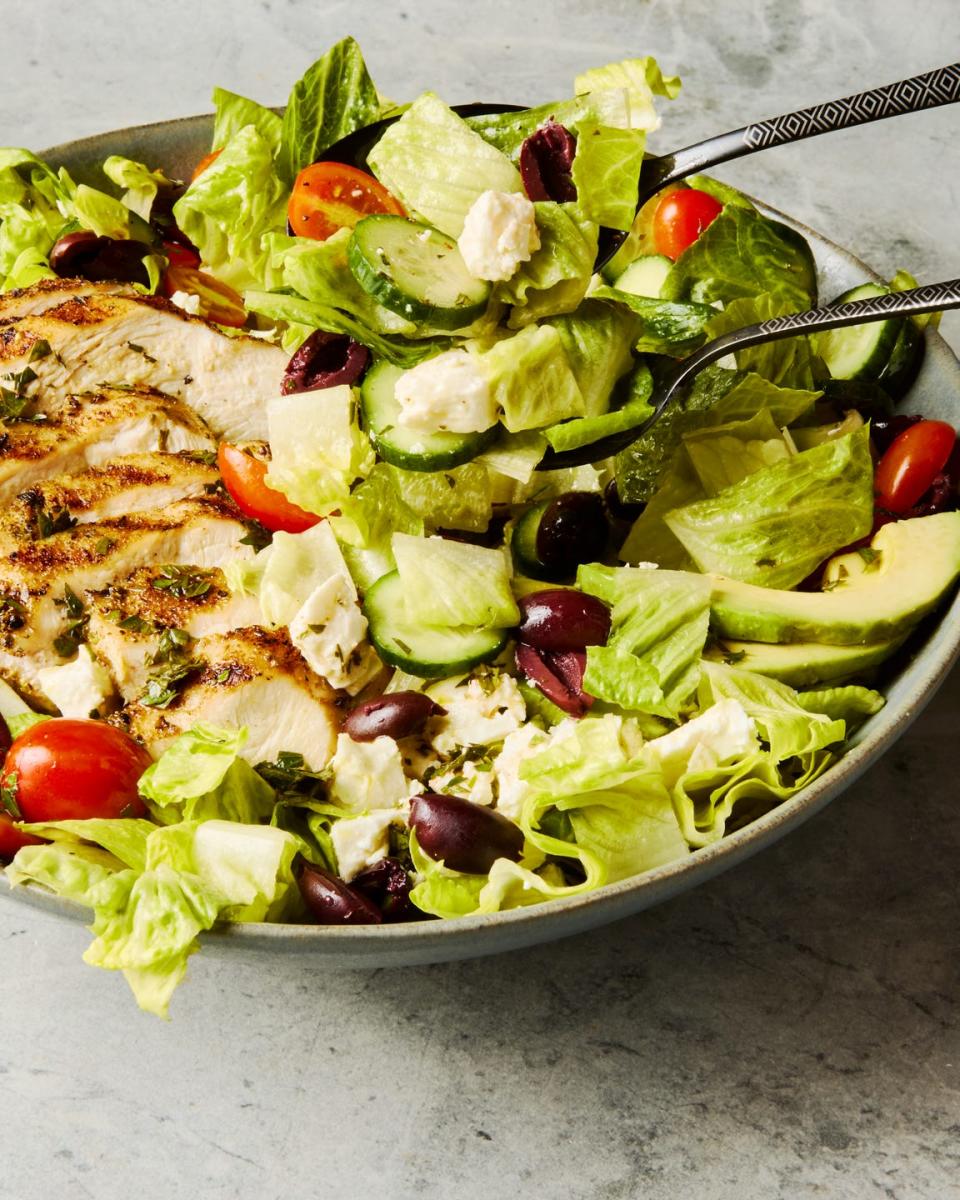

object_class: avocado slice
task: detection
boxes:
[710,513,960,645]
[707,636,905,687]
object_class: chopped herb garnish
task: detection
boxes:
[151,626,193,664]
[857,547,882,571]
[53,586,88,656]
[722,648,747,665]
[239,519,272,552]
[94,536,115,556]
[151,564,212,599]
[0,772,21,819]
[118,613,157,634]
[180,449,218,467]
[29,502,77,540]
[126,341,158,364]
[254,751,329,800]
[139,658,201,708]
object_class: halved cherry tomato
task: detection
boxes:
[1,719,150,826]
[875,420,957,513]
[217,443,320,533]
[162,264,247,327]
[287,162,404,241]
[162,239,201,270]
[191,148,222,181]
[652,188,723,260]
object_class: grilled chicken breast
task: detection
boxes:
[0,386,214,504]
[0,451,220,555]
[87,565,263,699]
[0,277,138,321]
[0,287,286,441]
[117,626,340,769]
[0,494,254,703]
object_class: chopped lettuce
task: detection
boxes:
[392,534,519,629]
[548,299,640,418]
[0,149,65,289]
[574,57,682,114]
[795,684,885,723]
[329,463,424,589]
[278,37,383,185]
[579,564,712,717]
[0,677,50,739]
[590,286,715,355]
[682,408,794,496]
[497,202,598,327]
[544,360,653,453]
[101,156,172,222]
[664,425,873,589]
[706,292,821,389]
[570,122,646,231]
[475,324,585,431]
[385,461,494,533]
[368,92,522,237]
[211,87,283,154]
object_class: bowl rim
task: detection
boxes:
[4,112,960,947]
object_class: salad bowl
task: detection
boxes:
[4,112,960,970]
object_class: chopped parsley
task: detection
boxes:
[139,658,201,708]
[53,586,88,657]
[151,564,212,599]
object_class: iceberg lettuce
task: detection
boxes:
[392,533,519,629]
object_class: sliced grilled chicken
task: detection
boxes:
[0,288,286,441]
[0,386,214,504]
[87,565,262,699]
[0,451,220,555]
[116,627,340,769]
[0,494,254,703]
[0,277,137,321]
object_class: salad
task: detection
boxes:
[1,38,958,1017]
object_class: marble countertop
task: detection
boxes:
[2,2,959,1197]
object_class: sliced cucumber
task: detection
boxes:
[348,215,491,330]
[814,283,901,382]
[510,501,551,579]
[360,359,498,471]
[364,570,508,677]
[878,319,924,400]
[613,254,672,299]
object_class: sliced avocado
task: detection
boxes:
[710,513,960,645]
[707,635,905,687]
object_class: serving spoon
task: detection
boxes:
[539,278,960,469]
[322,63,960,270]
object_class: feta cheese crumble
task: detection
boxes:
[327,733,415,814]
[37,645,114,719]
[395,348,498,434]
[331,810,399,881]
[643,700,759,787]
[288,573,380,695]
[426,673,527,756]
[457,190,540,282]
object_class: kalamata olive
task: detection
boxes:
[536,491,610,576]
[519,121,577,203]
[515,643,592,717]
[0,713,10,761]
[343,691,445,742]
[604,479,645,523]
[281,330,370,394]
[904,441,960,516]
[352,857,414,921]
[409,793,524,875]
[295,856,382,924]
[48,230,152,286]
[518,589,611,652]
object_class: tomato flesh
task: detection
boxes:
[652,188,723,260]
[162,239,201,270]
[162,264,247,327]
[288,162,404,241]
[218,443,320,533]
[2,719,150,826]
[875,420,956,513]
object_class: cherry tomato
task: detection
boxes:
[652,188,723,260]
[0,813,42,861]
[162,239,201,269]
[217,443,320,533]
[191,148,222,181]
[1,719,150,825]
[162,264,247,327]
[875,420,957,513]
[287,162,404,241]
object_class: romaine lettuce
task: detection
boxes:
[706,292,821,389]
[497,202,598,327]
[682,409,794,496]
[544,360,653,453]
[385,461,494,533]
[590,285,715,354]
[570,122,646,231]
[102,156,172,222]
[475,324,585,431]
[211,87,283,156]
[547,299,640,418]
[574,57,682,114]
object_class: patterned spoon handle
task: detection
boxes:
[637,63,960,205]
[539,279,960,469]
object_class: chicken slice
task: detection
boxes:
[0,451,219,555]
[0,494,254,703]
[87,565,263,700]
[0,386,214,504]
[116,626,340,770]
[0,277,137,321]
[0,289,286,441]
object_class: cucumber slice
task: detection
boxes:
[348,215,492,330]
[364,570,508,677]
[814,283,900,382]
[510,501,551,579]
[360,359,498,471]
[613,254,672,299]
[878,319,924,400]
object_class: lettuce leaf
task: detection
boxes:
[497,202,598,326]
[385,461,494,533]
[590,285,715,354]
[392,534,519,628]
[368,92,522,237]
[682,408,794,496]
[0,677,50,738]
[544,360,653,453]
[278,37,382,185]
[795,685,884,723]
[173,124,287,292]
[665,426,874,589]
[101,156,172,222]
[328,463,424,589]
[570,123,646,231]
[574,57,682,113]
[547,299,640,418]
[475,324,585,431]
[706,292,821,389]
[211,87,283,155]
[579,564,712,717]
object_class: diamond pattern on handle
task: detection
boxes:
[758,282,959,336]
[742,64,960,150]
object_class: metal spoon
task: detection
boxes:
[321,64,960,269]
[538,278,960,470]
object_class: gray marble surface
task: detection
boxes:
[2,2,960,1197]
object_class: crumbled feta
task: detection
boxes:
[427,673,527,756]
[331,810,399,881]
[430,758,496,807]
[327,733,414,814]
[168,289,201,315]
[289,574,380,695]
[36,646,114,719]
[457,190,540,282]
[643,699,759,788]
[492,723,550,820]
[395,349,498,434]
